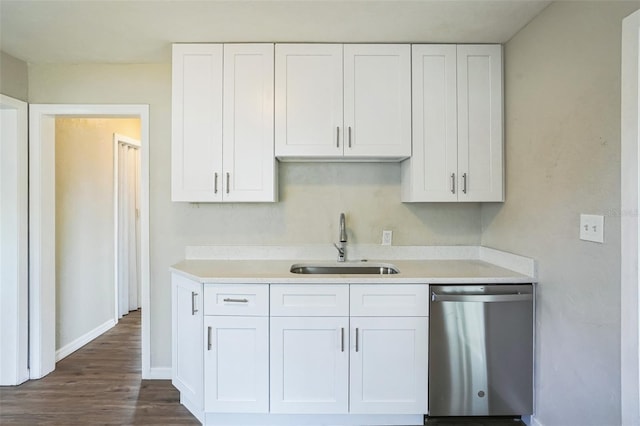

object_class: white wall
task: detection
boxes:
[29,63,482,369]
[0,51,28,101]
[55,117,140,352]
[481,2,640,425]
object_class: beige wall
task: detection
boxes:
[29,63,482,368]
[481,2,640,425]
[55,118,141,351]
[0,51,28,101]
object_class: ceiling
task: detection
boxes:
[0,0,552,64]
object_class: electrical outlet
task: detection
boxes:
[579,214,604,243]
[382,230,393,246]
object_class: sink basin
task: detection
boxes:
[290,262,399,275]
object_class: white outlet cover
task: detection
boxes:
[580,214,604,243]
[382,230,393,246]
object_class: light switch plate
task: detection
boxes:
[580,214,604,243]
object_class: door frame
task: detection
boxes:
[29,104,151,379]
[0,94,29,385]
[621,9,640,425]
[113,132,142,322]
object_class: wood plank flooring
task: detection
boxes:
[0,310,198,425]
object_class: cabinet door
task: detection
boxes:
[344,44,411,159]
[457,44,504,202]
[350,317,428,414]
[172,44,223,202]
[204,316,269,413]
[275,44,343,158]
[171,274,203,409]
[223,44,276,202]
[270,316,349,413]
[402,45,458,202]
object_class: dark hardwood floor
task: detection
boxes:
[0,310,198,425]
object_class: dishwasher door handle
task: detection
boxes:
[431,293,533,303]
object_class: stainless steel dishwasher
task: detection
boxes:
[428,284,533,417]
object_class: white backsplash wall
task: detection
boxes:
[175,162,482,246]
[28,62,483,371]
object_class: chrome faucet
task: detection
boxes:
[334,213,347,262]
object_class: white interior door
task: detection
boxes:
[116,134,141,318]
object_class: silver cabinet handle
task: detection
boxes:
[450,173,456,194]
[223,298,249,303]
[191,291,198,315]
[355,328,359,352]
[214,172,218,194]
[207,326,212,350]
[462,173,467,194]
[226,172,230,194]
[341,328,345,352]
[348,126,352,148]
[336,126,340,148]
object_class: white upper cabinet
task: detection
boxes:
[172,43,276,202]
[343,44,411,159]
[402,44,504,202]
[275,44,411,161]
[457,45,504,202]
[172,44,223,202]
[275,44,344,158]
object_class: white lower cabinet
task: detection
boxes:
[349,317,428,414]
[172,279,429,425]
[171,274,204,417]
[204,316,269,413]
[270,316,349,413]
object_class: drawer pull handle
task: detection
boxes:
[450,173,456,194]
[462,172,468,194]
[223,298,249,303]
[207,326,212,351]
[191,292,198,315]
[355,327,359,352]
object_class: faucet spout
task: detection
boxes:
[339,213,347,243]
[336,213,347,262]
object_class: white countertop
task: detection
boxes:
[169,258,534,284]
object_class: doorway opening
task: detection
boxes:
[52,118,142,362]
[29,105,150,379]
[114,132,142,321]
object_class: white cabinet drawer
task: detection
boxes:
[350,285,429,317]
[203,284,269,316]
[270,284,349,316]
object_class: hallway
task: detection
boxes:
[0,311,197,425]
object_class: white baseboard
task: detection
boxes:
[55,318,116,362]
[144,366,171,380]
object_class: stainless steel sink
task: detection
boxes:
[290,262,399,275]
